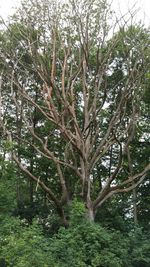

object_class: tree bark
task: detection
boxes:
[87,207,95,222]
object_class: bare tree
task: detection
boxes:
[0,0,150,225]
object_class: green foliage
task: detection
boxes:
[0,159,17,214]
[1,218,127,267]
[129,228,150,267]
[69,199,86,225]
[47,221,130,267]
[2,140,16,152]
[95,196,132,232]
[0,218,54,267]
[1,212,150,267]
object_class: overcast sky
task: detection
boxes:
[0,0,150,26]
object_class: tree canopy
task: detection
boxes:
[0,0,150,225]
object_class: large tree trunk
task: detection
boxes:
[87,207,95,222]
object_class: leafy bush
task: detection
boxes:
[129,228,150,267]
[47,220,130,267]
[1,202,150,267]
[0,218,54,267]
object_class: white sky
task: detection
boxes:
[0,0,150,27]
[0,0,20,17]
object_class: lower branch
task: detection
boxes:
[13,153,68,226]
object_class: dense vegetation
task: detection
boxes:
[0,0,150,266]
